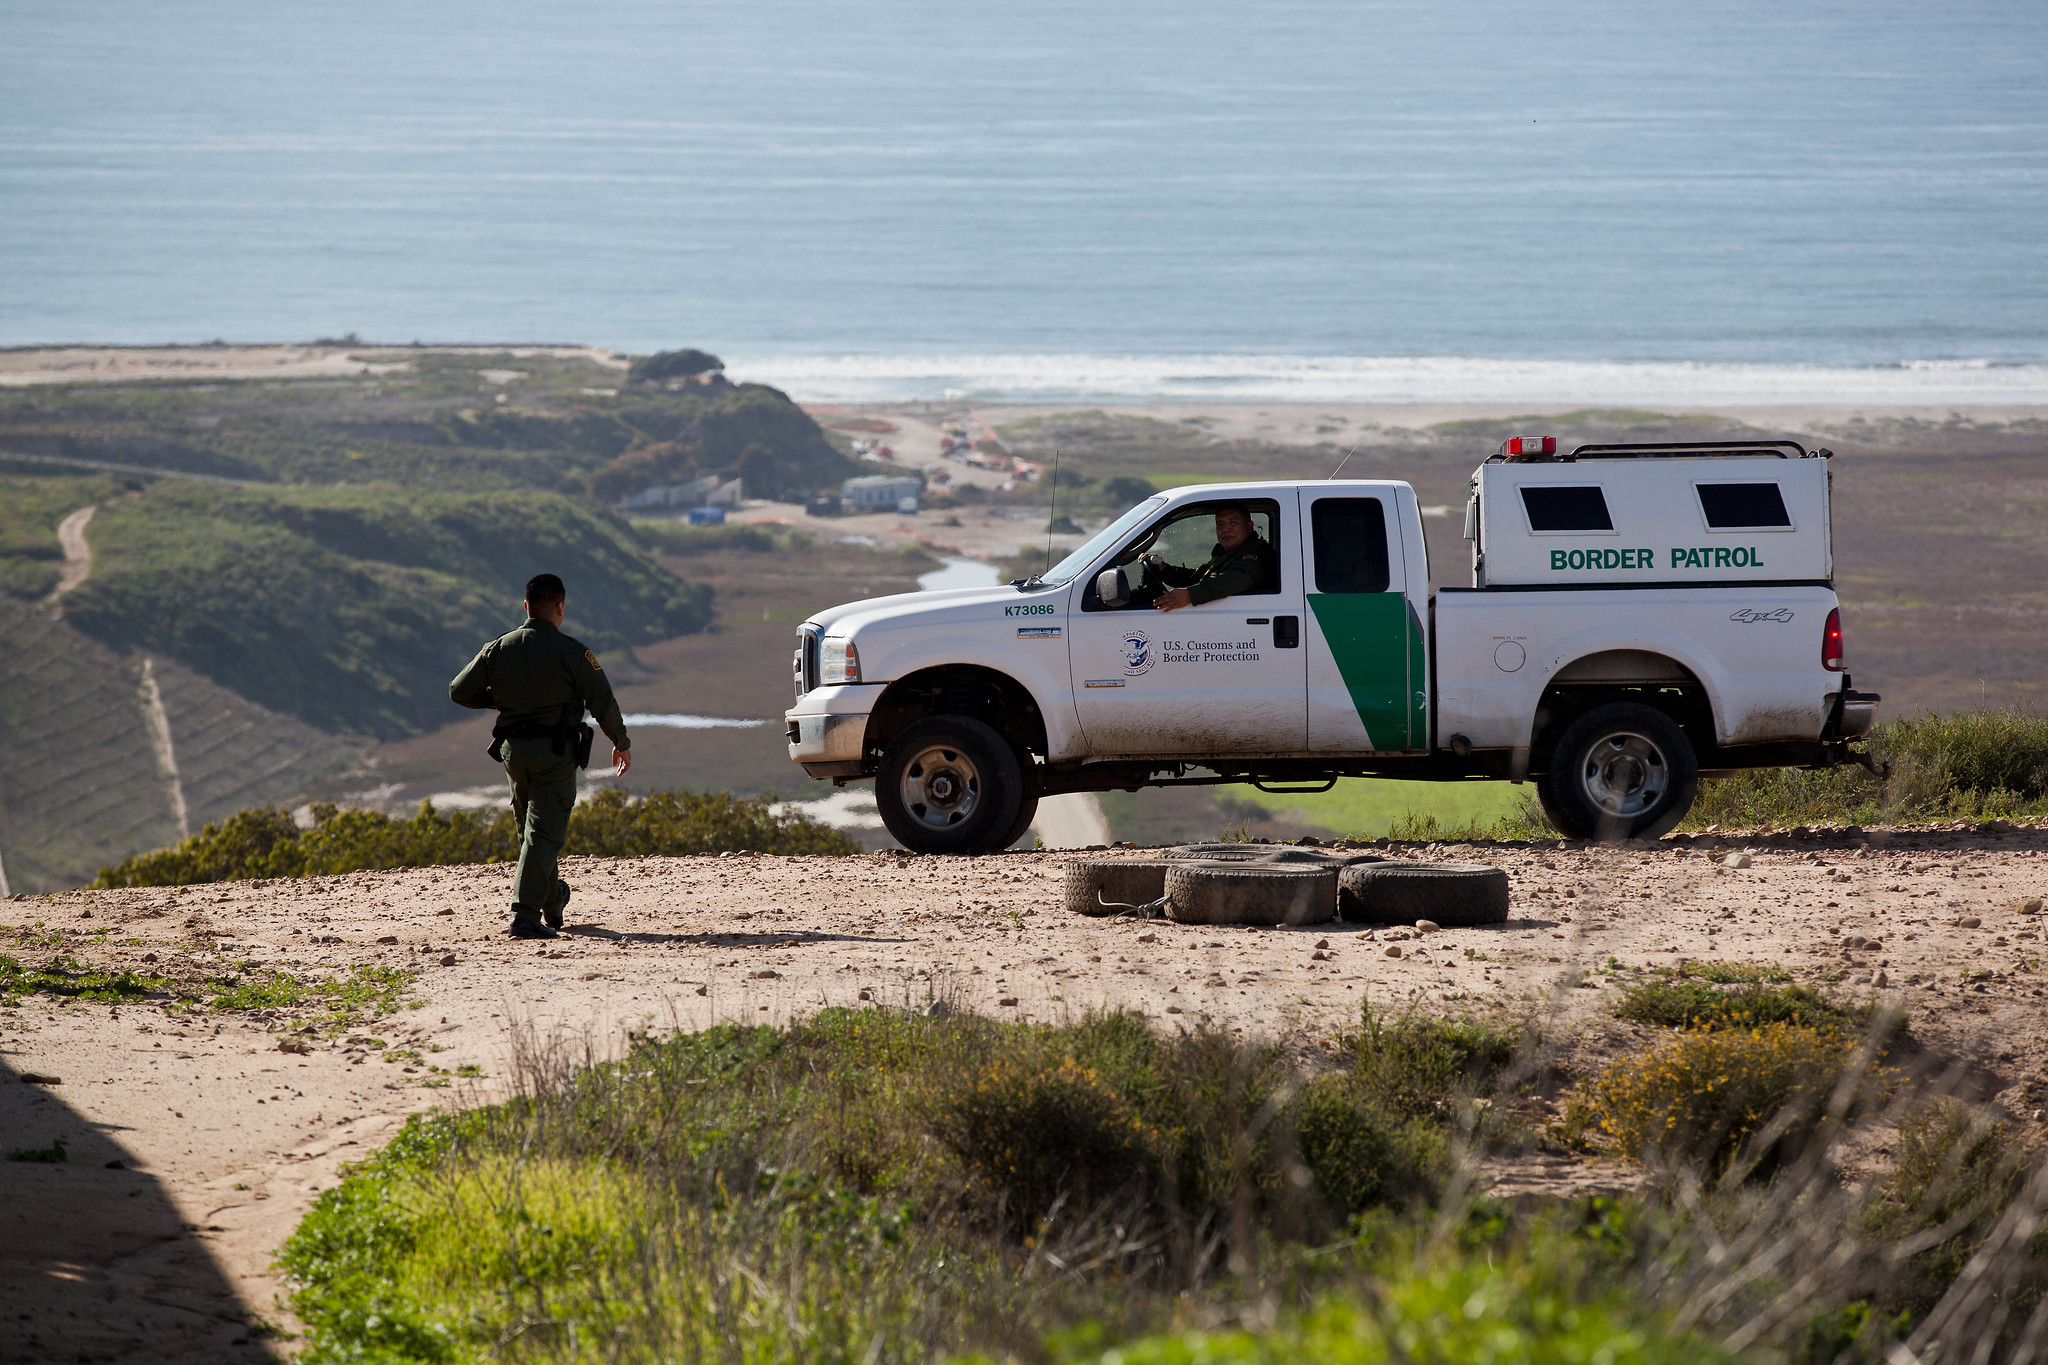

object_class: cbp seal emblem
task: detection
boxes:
[1121,630,1153,676]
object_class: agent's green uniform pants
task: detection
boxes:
[502,736,577,922]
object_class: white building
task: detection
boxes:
[618,474,743,512]
[841,474,924,512]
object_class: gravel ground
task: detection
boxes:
[5,825,2048,1361]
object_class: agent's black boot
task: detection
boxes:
[544,879,571,929]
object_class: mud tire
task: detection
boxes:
[1336,861,1511,926]
[1542,702,1699,843]
[1165,843,1383,867]
[1164,862,1338,926]
[1063,859,1172,917]
[875,716,1024,856]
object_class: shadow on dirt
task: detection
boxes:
[0,1056,278,1363]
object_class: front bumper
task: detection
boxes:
[785,683,886,778]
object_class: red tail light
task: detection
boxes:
[1500,436,1558,458]
[1822,608,1844,671]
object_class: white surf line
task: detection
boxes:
[48,504,95,603]
[620,713,769,729]
[138,657,191,840]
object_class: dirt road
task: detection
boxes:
[5,826,2048,1360]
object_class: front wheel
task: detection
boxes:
[1540,702,1698,842]
[875,716,1025,855]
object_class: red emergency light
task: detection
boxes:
[1500,436,1557,458]
[1822,608,1845,671]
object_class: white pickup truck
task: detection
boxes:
[786,439,1879,853]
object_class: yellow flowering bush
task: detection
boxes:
[1580,1022,1891,1172]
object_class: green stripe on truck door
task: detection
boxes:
[1307,593,1426,749]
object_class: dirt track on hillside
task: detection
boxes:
[6,826,2048,1360]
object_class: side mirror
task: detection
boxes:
[1095,566,1132,609]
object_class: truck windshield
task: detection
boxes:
[1036,496,1167,587]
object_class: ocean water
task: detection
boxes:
[4,0,2045,402]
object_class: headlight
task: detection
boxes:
[821,638,861,684]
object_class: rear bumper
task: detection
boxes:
[785,684,885,778]
[1835,689,1880,739]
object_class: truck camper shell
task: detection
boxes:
[1467,441,1833,589]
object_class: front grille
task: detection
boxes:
[796,625,822,698]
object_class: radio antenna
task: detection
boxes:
[1328,442,1360,480]
[1043,447,1061,573]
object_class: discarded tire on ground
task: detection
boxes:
[1164,843,1383,867]
[1336,861,1510,927]
[1164,862,1338,926]
[1063,859,1172,916]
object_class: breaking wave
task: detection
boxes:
[731,353,2048,406]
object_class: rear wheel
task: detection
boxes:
[875,716,1024,855]
[1541,702,1698,842]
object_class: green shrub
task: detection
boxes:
[1296,1079,1442,1215]
[1040,1268,1734,1365]
[924,1054,1157,1220]
[92,788,856,887]
[1683,706,2048,830]
[564,787,859,857]
[1862,1100,2044,1313]
[1347,1006,1520,1118]
[1613,975,1863,1033]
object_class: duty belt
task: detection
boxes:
[487,699,596,768]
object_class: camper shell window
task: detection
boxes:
[1519,485,1614,534]
[1696,481,1793,531]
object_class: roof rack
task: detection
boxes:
[1567,440,1813,461]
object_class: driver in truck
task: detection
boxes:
[1144,503,1276,611]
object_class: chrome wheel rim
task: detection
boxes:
[1579,730,1669,819]
[899,743,982,830]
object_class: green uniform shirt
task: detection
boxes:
[1157,533,1277,605]
[449,618,631,751]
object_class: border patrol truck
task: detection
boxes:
[785,439,1879,853]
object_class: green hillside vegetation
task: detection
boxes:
[0,598,355,893]
[0,471,131,599]
[59,481,710,738]
[91,787,856,886]
[0,350,855,496]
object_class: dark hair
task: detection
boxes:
[524,573,565,608]
[1212,503,1252,521]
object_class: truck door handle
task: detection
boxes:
[1274,615,1299,648]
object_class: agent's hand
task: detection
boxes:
[1154,587,1192,612]
[613,748,632,776]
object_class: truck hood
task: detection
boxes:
[804,581,1043,634]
